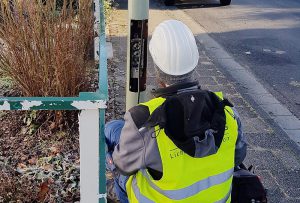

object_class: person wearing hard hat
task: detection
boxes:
[105,20,247,203]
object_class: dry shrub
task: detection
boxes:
[0,0,94,97]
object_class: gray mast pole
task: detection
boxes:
[126,0,149,111]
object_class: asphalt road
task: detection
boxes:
[174,0,300,119]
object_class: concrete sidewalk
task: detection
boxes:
[106,1,300,202]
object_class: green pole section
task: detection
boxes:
[98,0,108,202]
[99,109,107,203]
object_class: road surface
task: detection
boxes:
[175,0,300,119]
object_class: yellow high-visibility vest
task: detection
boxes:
[126,92,238,203]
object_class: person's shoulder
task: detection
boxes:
[128,104,149,116]
[128,104,150,129]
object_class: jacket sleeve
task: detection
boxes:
[112,110,146,176]
[232,108,247,166]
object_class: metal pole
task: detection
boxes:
[126,0,149,111]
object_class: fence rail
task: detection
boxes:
[0,0,108,202]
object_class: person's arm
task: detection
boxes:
[112,105,149,176]
[233,109,247,166]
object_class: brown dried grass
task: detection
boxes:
[0,0,94,97]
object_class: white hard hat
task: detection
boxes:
[149,20,199,76]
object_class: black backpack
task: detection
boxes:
[231,164,268,203]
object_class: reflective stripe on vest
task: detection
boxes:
[132,176,155,203]
[140,168,234,200]
[131,174,231,203]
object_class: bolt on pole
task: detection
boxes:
[126,0,149,111]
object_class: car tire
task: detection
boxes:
[164,0,175,6]
[220,0,231,6]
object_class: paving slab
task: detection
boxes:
[252,93,281,105]
[273,169,300,199]
[252,170,284,201]
[285,130,300,145]
[274,116,300,130]
[261,104,293,116]
[245,149,283,171]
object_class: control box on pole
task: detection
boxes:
[129,20,148,92]
[126,0,149,111]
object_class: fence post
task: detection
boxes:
[79,109,100,202]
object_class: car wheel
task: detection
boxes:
[220,0,231,6]
[164,0,175,6]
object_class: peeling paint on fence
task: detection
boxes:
[71,100,106,109]
[98,193,107,199]
[21,100,43,110]
[0,97,107,110]
[0,101,10,110]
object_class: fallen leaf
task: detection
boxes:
[50,146,59,154]
[16,163,27,174]
[21,156,27,161]
[43,164,53,171]
[49,122,56,131]
[17,163,27,169]
[48,178,54,184]
[37,181,50,202]
[28,157,37,165]
[56,131,67,138]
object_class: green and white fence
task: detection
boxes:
[0,0,108,202]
